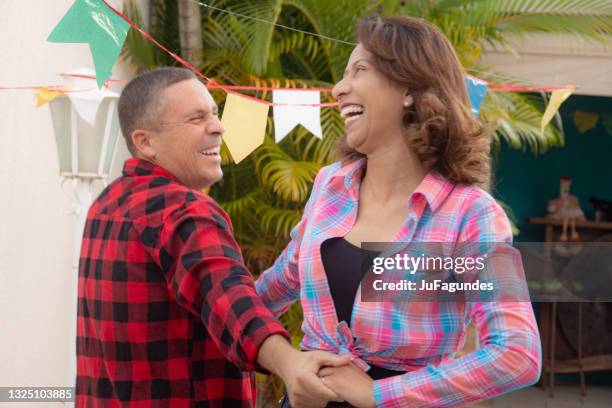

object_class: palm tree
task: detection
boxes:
[178,0,204,66]
[121,0,612,265]
[121,0,611,403]
[396,0,612,153]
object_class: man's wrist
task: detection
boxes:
[256,334,297,378]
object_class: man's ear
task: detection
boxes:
[131,129,157,160]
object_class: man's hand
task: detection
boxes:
[318,363,376,408]
[280,349,351,407]
[257,335,350,407]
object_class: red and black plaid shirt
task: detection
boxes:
[76,158,289,407]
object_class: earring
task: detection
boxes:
[404,94,414,108]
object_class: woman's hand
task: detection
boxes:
[318,363,376,408]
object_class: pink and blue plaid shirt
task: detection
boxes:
[255,158,541,407]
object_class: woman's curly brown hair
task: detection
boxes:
[337,16,492,190]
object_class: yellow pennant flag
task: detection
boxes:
[221,93,269,163]
[573,110,599,133]
[35,88,64,107]
[540,87,574,136]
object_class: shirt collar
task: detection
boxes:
[413,171,455,212]
[329,158,367,191]
[122,157,179,182]
[329,158,454,212]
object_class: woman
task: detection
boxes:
[256,15,541,408]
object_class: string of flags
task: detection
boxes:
[1,0,579,163]
[573,110,612,136]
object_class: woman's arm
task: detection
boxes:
[371,199,541,407]
[255,166,327,317]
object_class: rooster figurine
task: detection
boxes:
[547,176,586,242]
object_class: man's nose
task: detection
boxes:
[208,116,225,137]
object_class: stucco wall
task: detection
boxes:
[0,1,133,405]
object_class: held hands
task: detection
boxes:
[256,335,374,407]
[278,349,351,407]
[318,363,376,408]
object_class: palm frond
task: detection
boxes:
[256,138,321,202]
[218,186,267,221]
[257,204,303,237]
[482,91,564,154]
[120,0,159,70]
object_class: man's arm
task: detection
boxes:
[144,196,348,406]
[258,335,350,407]
[149,197,288,370]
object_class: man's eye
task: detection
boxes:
[188,115,206,124]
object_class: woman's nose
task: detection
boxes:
[332,77,350,101]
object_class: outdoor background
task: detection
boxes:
[0,0,611,406]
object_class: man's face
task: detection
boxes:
[148,79,224,189]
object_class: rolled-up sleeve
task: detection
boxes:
[147,197,289,371]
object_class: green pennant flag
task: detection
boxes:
[48,0,129,88]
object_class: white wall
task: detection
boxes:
[0,1,133,405]
[482,33,612,97]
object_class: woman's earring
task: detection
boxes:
[403,96,413,108]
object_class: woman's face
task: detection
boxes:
[332,43,412,155]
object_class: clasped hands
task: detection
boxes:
[278,349,376,408]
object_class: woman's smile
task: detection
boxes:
[340,103,365,129]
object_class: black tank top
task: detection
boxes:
[320,237,405,382]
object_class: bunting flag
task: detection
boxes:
[601,114,612,137]
[573,110,599,134]
[35,88,65,107]
[221,93,269,163]
[61,68,119,126]
[464,75,488,117]
[32,0,582,163]
[48,0,129,88]
[540,88,574,136]
[272,90,323,142]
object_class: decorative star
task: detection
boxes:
[48,0,129,88]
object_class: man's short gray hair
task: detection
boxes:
[118,67,198,156]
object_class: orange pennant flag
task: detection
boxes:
[35,88,64,107]
[573,110,599,133]
[540,87,574,136]
[221,93,269,163]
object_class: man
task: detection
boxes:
[76,67,347,407]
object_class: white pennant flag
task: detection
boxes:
[62,68,118,126]
[272,90,322,142]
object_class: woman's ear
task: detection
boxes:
[131,129,157,160]
[403,94,414,108]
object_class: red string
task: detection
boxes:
[0,1,576,101]
[0,86,63,90]
[207,83,334,92]
[0,86,93,93]
[488,85,575,93]
[56,72,576,94]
